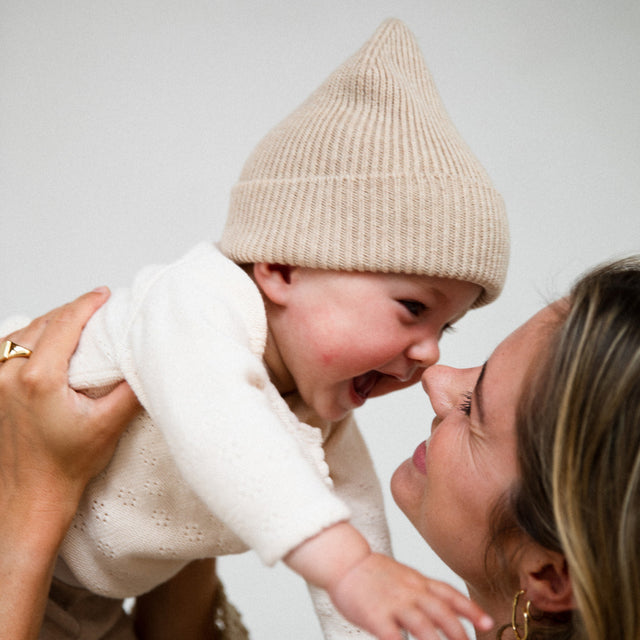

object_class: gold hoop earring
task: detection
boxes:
[511,589,531,640]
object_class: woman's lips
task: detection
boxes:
[412,441,427,475]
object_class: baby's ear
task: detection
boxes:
[518,545,574,613]
[253,263,296,305]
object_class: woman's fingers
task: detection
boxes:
[1,287,140,489]
[89,381,141,443]
[1,287,113,397]
[5,287,111,368]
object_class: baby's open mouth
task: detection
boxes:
[352,371,381,400]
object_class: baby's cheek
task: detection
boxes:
[317,341,355,367]
[320,351,337,366]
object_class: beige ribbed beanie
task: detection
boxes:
[220,18,509,306]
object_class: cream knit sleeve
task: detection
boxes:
[113,245,350,565]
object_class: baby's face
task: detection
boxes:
[266,268,481,422]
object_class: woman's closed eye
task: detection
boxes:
[399,299,427,317]
[459,391,472,416]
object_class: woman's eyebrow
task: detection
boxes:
[474,362,488,424]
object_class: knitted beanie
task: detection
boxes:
[219,18,509,306]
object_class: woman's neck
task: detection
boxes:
[466,582,512,640]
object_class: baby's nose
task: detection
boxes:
[406,335,440,368]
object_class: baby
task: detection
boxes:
[5,18,508,639]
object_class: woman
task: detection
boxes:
[392,255,640,638]
[508,257,640,639]
[2,256,639,638]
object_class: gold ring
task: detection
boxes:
[0,340,33,362]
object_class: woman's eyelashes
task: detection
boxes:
[459,391,473,416]
[399,299,427,317]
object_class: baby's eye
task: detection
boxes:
[399,300,427,317]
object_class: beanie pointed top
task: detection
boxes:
[220,18,509,306]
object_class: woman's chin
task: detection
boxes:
[390,458,425,522]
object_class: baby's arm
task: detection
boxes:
[113,246,351,564]
[286,413,491,640]
[285,522,492,640]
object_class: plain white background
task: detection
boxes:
[2,1,639,637]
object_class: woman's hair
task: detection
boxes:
[507,256,640,639]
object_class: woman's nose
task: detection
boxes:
[421,365,481,417]
[421,365,458,416]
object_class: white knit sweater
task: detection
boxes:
[3,243,392,638]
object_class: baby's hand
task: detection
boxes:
[284,523,492,640]
[328,552,493,640]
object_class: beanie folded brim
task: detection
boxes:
[224,172,507,306]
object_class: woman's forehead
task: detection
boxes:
[494,304,561,363]
[481,305,561,425]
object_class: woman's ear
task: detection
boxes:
[253,263,296,305]
[518,545,574,613]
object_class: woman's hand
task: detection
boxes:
[0,288,140,640]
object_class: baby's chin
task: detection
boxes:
[307,394,354,423]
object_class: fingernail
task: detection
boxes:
[92,286,109,294]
